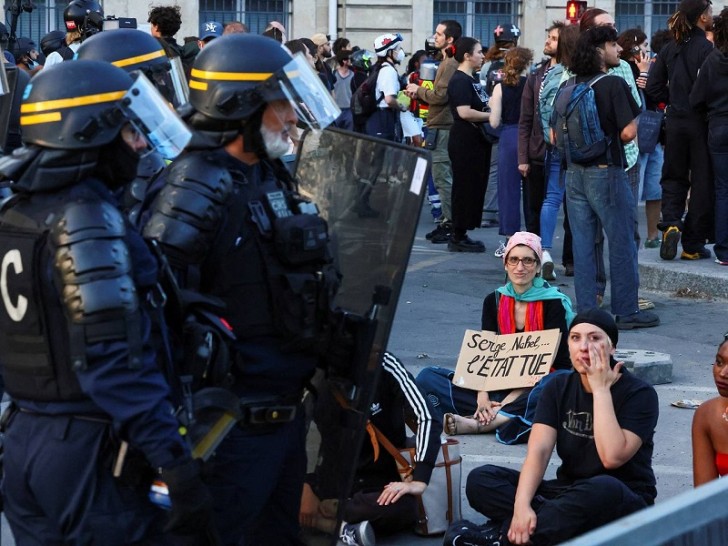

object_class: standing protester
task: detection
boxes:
[618,28,664,250]
[521,22,563,278]
[446,37,491,252]
[143,34,340,545]
[406,20,462,244]
[463,309,658,546]
[690,6,728,266]
[539,24,580,279]
[0,60,213,545]
[481,22,520,233]
[333,49,355,131]
[553,26,659,329]
[312,33,336,91]
[45,0,103,67]
[148,5,195,78]
[646,0,715,261]
[367,32,406,142]
[489,47,534,243]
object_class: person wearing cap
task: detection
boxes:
[312,32,335,91]
[416,232,574,441]
[647,0,715,262]
[12,37,41,75]
[198,21,223,50]
[462,309,659,546]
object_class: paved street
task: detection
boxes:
[2,202,726,545]
[376,201,728,545]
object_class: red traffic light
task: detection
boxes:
[566,0,587,23]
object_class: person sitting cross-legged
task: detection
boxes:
[461,309,659,546]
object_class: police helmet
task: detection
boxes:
[373,33,403,57]
[77,29,169,73]
[493,23,521,44]
[40,30,66,57]
[20,60,135,150]
[351,49,375,71]
[64,0,104,40]
[12,37,36,59]
[189,33,294,121]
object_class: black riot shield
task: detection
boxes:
[0,65,18,153]
[294,127,430,545]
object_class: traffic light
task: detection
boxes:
[566,0,587,24]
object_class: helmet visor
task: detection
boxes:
[120,72,191,159]
[276,54,340,132]
[168,56,190,108]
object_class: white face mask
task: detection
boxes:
[394,48,405,64]
[260,122,291,159]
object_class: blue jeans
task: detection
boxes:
[709,122,728,262]
[541,148,565,250]
[565,164,639,316]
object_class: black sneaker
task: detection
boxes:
[680,246,711,260]
[564,263,575,277]
[660,226,681,260]
[444,519,502,546]
[616,310,660,330]
[448,236,485,253]
[427,223,452,244]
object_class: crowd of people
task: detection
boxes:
[0,1,725,546]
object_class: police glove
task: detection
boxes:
[159,459,214,536]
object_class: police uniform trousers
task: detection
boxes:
[206,410,307,546]
[3,411,167,546]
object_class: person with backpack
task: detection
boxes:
[551,26,659,330]
[363,32,405,142]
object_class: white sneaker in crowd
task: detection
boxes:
[542,250,556,281]
[339,520,376,546]
[494,241,507,258]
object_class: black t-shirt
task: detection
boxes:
[481,292,571,370]
[448,69,488,122]
[574,73,640,167]
[534,370,658,504]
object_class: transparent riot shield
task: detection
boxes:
[294,127,430,546]
[0,65,18,153]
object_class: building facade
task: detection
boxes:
[7,0,678,70]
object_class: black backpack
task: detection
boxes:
[350,63,383,125]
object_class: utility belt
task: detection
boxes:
[238,392,303,429]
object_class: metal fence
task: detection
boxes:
[199,0,288,36]
[434,0,521,48]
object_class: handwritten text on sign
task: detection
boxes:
[452,329,562,391]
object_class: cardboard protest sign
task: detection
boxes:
[452,329,562,391]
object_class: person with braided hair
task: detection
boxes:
[646,0,715,262]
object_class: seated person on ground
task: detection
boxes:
[300,352,442,545]
[463,309,659,546]
[416,231,574,444]
[692,336,728,486]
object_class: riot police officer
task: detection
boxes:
[142,34,340,545]
[0,60,212,545]
[76,28,191,224]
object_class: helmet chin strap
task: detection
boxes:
[241,106,269,160]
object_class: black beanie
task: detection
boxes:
[569,309,618,347]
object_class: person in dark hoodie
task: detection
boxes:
[645,0,714,262]
[690,6,728,266]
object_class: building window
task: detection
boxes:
[8,0,64,46]
[615,0,679,42]
[200,0,289,36]
[433,0,520,45]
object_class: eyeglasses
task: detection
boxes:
[505,256,538,267]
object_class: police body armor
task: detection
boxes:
[0,183,143,402]
[143,149,340,353]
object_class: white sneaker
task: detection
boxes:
[494,241,507,258]
[542,250,556,281]
[339,520,376,546]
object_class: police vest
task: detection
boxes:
[0,184,142,401]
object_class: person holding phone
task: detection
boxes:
[460,309,659,546]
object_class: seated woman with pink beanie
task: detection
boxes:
[416,231,575,444]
